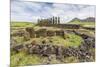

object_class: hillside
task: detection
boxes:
[68,17,95,28]
[69,17,95,22]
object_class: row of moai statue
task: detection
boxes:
[37,16,60,25]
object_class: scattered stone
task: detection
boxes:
[11,30,95,62]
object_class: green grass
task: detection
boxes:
[12,36,25,44]
[29,33,83,47]
[64,56,79,63]
[68,21,95,28]
[50,33,83,47]
[11,33,83,52]
[10,21,88,66]
[11,33,84,66]
[65,33,83,47]
[10,51,79,67]
[11,22,35,27]
[11,51,42,67]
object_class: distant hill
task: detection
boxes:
[70,17,95,22]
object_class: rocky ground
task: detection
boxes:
[11,28,95,65]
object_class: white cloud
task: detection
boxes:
[11,1,95,23]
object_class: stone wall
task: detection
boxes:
[11,31,95,62]
[11,30,26,37]
[26,27,35,38]
[11,27,65,39]
[82,27,95,30]
[25,27,65,38]
[38,24,81,29]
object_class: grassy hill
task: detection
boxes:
[68,20,95,28]
[11,21,36,27]
[68,17,95,28]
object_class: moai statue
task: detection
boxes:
[47,19,50,24]
[47,19,50,25]
[55,17,57,24]
[58,17,60,24]
[54,17,56,24]
[37,19,40,24]
[50,18,52,24]
[53,16,55,24]
[39,19,42,24]
[51,17,53,24]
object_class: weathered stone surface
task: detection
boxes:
[47,31,55,36]
[23,31,30,41]
[26,27,35,38]
[35,29,47,37]
[12,44,24,52]
[10,37,17,48]
[11,30,25,37]
[11,31,95,62]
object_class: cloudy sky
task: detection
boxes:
[11,1,95,23]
